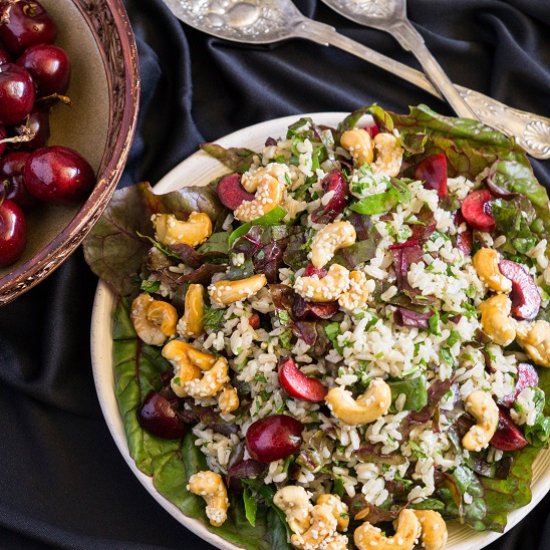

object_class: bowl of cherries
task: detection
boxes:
[0,0,139,305]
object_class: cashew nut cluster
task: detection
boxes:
[234,162,288,222]
[294,264,351,303]
[273,487,349,550]
[310,221,356,269]
[187,470,229,527]
[462,390,499,452]
[325,379,392,425]
[209,274,268,306]
[152,211,212,247]
[340,129,403,177]
[516,320,550,368]
[479,294,517,346]
[131,293,178,346]
[181,283,205,337]
[354,509,447,550]
[161,340,226,399]
[354,509,420,550]
[338,270,370,311]
[473,248,512,293]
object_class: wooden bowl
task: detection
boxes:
[0,0,140,305]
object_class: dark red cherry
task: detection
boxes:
[17,44,70,96]
[501,362,539,407]
[278,357,328,402]
[311,169,349,224]
[0,198,26,266]
[414,153,448,198]
[303,262,327,278]
[138,391,186,439]
[364,123,379,139]
[490,407,528,451]
[0,151,36,209]
[217,173,254,210]
[245,414,303,463]
[12,106,50,150]
[0,0,57,56]
[461,189,495,231]
[24,146,95,204]
[499,259,541,320]
[0,62,35,125]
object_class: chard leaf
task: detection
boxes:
[197,232,231,255]
[83,182,226,296]
[200,143,256,173]
[228,206,287,247]
[243,487,258,527]
[388,375,428,412]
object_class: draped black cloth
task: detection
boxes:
[1,0,550,548]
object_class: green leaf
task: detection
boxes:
[325,322,343,354]
[140,280,161,293]
[198,232,231,255]
[200,143,256,173]
[228,206,287,247]
[243,487,258,527]
[387,375,428,412]
[350,186,400,215]
[203,305,226,332]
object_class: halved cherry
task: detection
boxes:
[245,414,303,463]
[363,123,379,139]
[138,391,187,439]
[414,153,448,198]
[461,189,495,231]
[502,363,539,407]
[490,407,528,451]
[499,259,541,320]
[291,296,339,320]
[216,173,254,210]
[311,169,348,224]
[278,357,328,402]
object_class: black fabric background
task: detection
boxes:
[1,0,549,548]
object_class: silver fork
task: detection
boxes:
[162,0,550,159]
[320,0,477,120]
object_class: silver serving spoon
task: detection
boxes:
[162,0,550,159]
[320,0,477,120]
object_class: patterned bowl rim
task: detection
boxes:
[0,0,140,305]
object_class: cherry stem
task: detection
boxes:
[0,116,37,145]
[37,93,72,107]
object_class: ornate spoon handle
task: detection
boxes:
[292,18,550,159]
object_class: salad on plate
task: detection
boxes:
[85,105,550,550]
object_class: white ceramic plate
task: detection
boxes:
[91,113,550,550]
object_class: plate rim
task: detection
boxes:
[90,112,550,550]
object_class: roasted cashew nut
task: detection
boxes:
[181,283,205,337]
[354,509,421,550]
[372,133,403,177]
[516,320,550,368]
[291,504,340,550]
[310,221,356,269]
[218,385,240,415]
[316,494,349,532]
[479,294,516,346]
[338,270,370,311]
[209,274,268,306]
[462,390,499,452]
[294,263,350,302]
[131,293,177,346]
[187,470,229,527]
[162,340,216,397]
[183,356,230,399]
[414,510,448,550]
[473,248,512,293]
[340,128,374,166]
[234,163,288,222]
[152,211,212,247]
[325,379,392,425]
[273,485,312,535]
